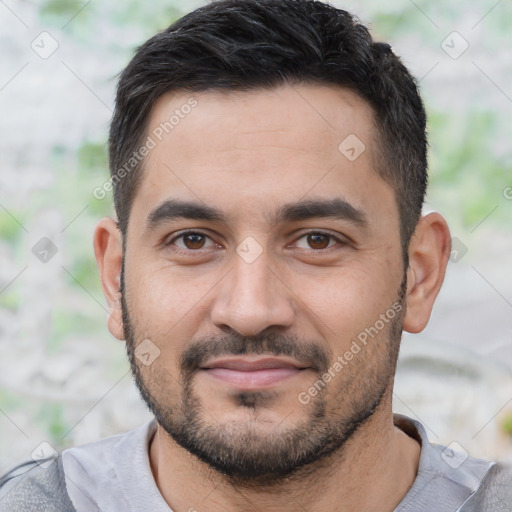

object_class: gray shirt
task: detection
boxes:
[1,413,511,511]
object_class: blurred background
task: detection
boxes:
[0,0,511,473]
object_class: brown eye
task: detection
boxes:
[293,231,341,251]
[307,233,331,249]
[182,233,206,249]
[169,231,215,251]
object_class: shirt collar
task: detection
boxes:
[392,413,494,512]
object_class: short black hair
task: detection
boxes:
[109,0,427,260]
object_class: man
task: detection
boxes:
[1,0,510,510]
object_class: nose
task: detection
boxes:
[210,251,295,337]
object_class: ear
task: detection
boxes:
[403,212,451,333]
[93,217,124,340]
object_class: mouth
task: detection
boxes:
[199,356,312,389]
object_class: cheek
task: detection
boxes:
[127,260,203,322]
[292,265,399,349]
[125,261,217,361]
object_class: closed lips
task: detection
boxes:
[201,357,309,371]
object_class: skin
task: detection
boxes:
[94,84,451,512]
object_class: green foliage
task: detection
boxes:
[0,210,26,245]
[427,110,511,228]
[49,309,101,353]
[39,0,94,36]
[0,387,22,410]
[35,402,70,445]
[372,9,426,39]
[76,140,113,217]
[70,255,99,290]
[77,141,108,171]
[109,2,183,34]
[502,412,512,438]
[0,289,21,311]
[40,0,83,17]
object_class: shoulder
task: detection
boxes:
[0,421,155,512]
[460,461,512,511]
[0,456,76,511]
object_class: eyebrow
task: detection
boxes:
[274,198,367,226]
[147,200,224,228]
[146,197,368,231]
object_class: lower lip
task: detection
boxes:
[201,367,304,389]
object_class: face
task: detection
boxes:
[119,84,407,483]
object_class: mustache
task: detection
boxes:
[180,332,331,376]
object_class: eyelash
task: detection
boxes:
[165,230,346,255]
[165,230,218,254]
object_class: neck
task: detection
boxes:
[149,398,420,512]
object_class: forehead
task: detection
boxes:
[130,84,395,232]
[147,84,375,165]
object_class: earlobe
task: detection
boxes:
[93,217,124,340]
[402,212,451,334]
